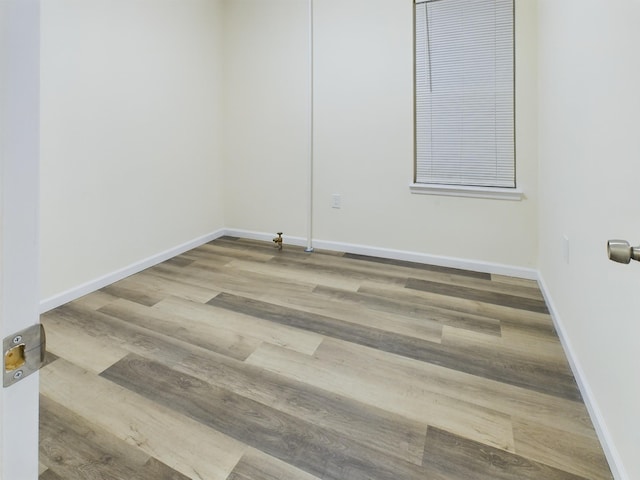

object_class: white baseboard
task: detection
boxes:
[225,228,538,279]
[41,226,536,314]
[537,274,628,480]
[223,229,310,248]
[39,229,226,313]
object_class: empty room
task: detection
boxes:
[1,0,638,479]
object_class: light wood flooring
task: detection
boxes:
[39,237,614,480]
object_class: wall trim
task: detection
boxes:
[410,183,524,201]
[537,273,628,480]
[39,229,226,313]
[225,228,538,279]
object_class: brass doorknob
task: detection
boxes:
[607,239,640,264]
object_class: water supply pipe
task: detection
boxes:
[305,0,315,253]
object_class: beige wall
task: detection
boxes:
[537,1,640,478]
[40,0,226,300]
[42,0,539,301]
[222,0,311,237]
[223,0,539,269]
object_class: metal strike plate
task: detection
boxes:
[3,324,46,388]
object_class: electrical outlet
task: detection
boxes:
[562,235,570,264]
[331,194,342,209]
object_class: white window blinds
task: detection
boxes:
[415,0,515,188]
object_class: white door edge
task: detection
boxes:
[0,1,41,478]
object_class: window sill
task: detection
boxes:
[410,183,524,201]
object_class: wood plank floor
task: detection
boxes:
[39,237,613,480]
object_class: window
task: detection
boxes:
[413,0,516,197]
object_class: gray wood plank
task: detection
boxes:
[344,252,492,279]
[209,291,580,401]
[406,277,550,314]
[50,301,255,363]
[99,284,164,307]
[226,449,322,480]
[101,354,445,480]
[512,417,613,480]
[39,470,65,480]
[312,284,503,336]
[41,358,246,480]
[267,255,408,286]
[162,255,196,268]
[207,291,448,360]
[423,427,589,480]
[197,241,276,262]
[114,268,220,303]
[55,295,426,466]
[271,252,544,300]
[40,395,189,480]
[97,300,261,361]
[357,283,557,337]
[174,345,428,465]
[149,259,316,301]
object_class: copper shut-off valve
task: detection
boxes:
[273,232,283,250]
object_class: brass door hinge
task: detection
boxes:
[3,324,46,387]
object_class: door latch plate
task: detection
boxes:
[3,324,46,387]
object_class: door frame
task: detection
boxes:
[0,1,41,478]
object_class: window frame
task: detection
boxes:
[411,0,521,201]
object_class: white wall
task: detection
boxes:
[223,0,539,270]
[40,0,226,301]
[41,0,540,300]
[537,1,640,478]
[222,0,311,238]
